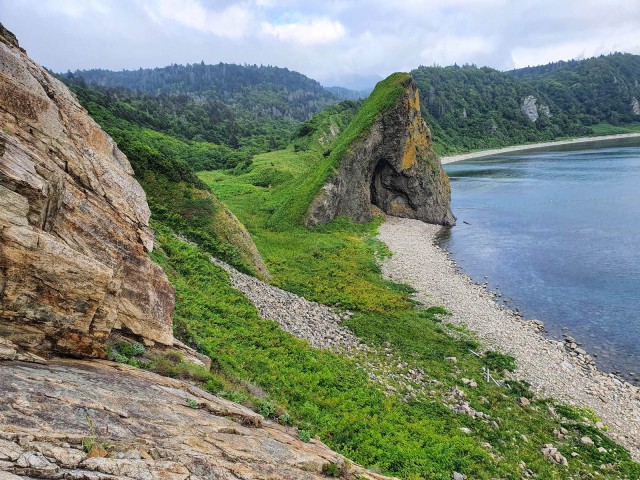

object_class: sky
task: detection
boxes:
[2,0,640,89]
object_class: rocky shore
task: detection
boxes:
[378,216,640,460]
[440,132,640,165]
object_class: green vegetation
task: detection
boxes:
[82,415,110,455]
[66,84,266,277]
[64,54,640,162]
[412,53,640,155]
[510,53,640,127]
[193,108,638,476]
[68,63,640,478]
[148,176,640,478]
[412,64,586,155]
[60,62,341,152]
[201,73,408,231]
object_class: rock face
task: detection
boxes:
[0,26,175,358]
[521,95,539,122]
[0,359,394,480]
[632,97,640,116]
[521,95,551,123]
[306,74,455,227]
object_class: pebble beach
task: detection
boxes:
[378,216,640,460]
[439,132,640,165]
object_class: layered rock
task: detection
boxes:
[306,74,455,227]
[0,26,175,357]
[0,359,394,480]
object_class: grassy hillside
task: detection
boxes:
[195,137,639,479]
[72,67,640,478]
[68,83,268,279]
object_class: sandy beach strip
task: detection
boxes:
[440,132,640,165]
[378,216,640,460]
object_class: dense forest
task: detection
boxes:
[509,53,640,126]
[412,53,640,154]
[61,53,640,160]
[64,63,338,121]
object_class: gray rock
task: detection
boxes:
[580,436,594,446]
[521,95,540,122]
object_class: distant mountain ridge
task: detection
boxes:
[66,62,340,122]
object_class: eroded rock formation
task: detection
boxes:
[306,74,455,227]
[0,26,175,358]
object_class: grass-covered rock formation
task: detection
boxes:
[306,73,455,227]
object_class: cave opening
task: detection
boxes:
[370,158,414,217]
[369,159,389,210]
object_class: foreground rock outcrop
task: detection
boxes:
[0,359,393,480]
[306,73,455,227]
[0,26,175,357]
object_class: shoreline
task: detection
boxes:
[378,216,640,460]
[440,132,640,164]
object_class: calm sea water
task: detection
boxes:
[438,138,640,383]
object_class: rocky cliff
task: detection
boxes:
[0,26,174,358]
[306,73,455,227]
[0,26,392,480]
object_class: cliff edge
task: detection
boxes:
[306,73,455,227]
[0,26,174,358]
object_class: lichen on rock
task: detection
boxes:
[0,25,175,358]
[306,73,455,227]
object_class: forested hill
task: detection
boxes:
[412,64,578,154]
[61,53,640,158]
[64,63,339,122]
[411,53,640,154]
[508,53,640,126]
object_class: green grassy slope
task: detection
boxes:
[72,66,640,478]
[193,74,639,478]
[216,72,410,231]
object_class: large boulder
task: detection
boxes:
[0,26,175,357]
[306,73,455,227]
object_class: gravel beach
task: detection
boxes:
[440,132,640,165]
[378,216,640,460]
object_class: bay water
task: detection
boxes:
[439,137,640,383]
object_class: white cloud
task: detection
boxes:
[3,0,640,88]
[143,0,254,39]
[420,35,494,66]
[36,0,109,18]
[261,18,346,45]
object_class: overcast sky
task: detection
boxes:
[2,0,640,89]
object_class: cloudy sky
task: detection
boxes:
[2,0,640,88]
